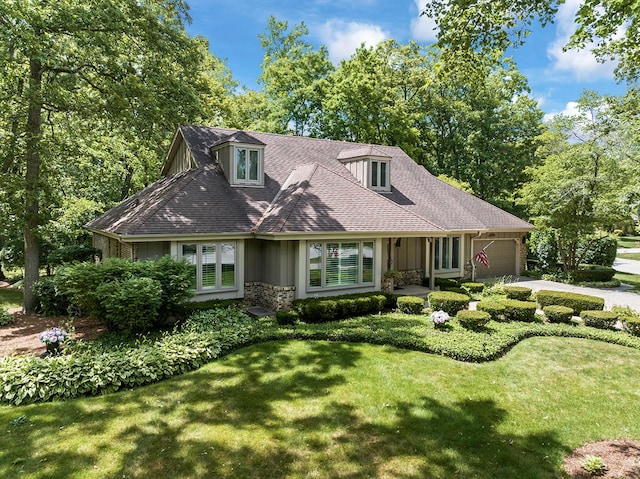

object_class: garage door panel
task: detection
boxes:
[474,240,516,279]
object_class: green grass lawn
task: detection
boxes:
[617,252,640,261]
[2,337,640,478]
[0,286,23,311]
[615,272,640,291]
[617,235,640,249]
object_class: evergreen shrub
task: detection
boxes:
[543,305,574,324]
[581,310,618,330]
[504,285,532,301]
[460,282,485,294]
[499,299,537,322]
[536,290,604,314]
[456,310,491,330]
[428,291,470,315]
[476,301,506,321]
[397,296,425,314]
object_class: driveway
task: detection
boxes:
[509,277,640,311]
[614,248,640,275]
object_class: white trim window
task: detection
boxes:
[233,146,263,185]
[308,241,374,289]
[370,159,390,192]
[434,236,460,271]
[180,242,236,291]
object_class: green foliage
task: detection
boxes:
[581,310,618,330]
[476,301,506,321]
[571,265,616,283]
[625,318,640,336]
[0,310,15,326]
[137,255,194,319]
[428,291,470,315]
[459,282,485,294]
[182,298,244,314]
[96,277,163,332]
[397,296,425,315]
[536,290,605,314]
[456,310,491,330]
[435,278,459,289]
[499,300,537,322]
[292,293,388,323]
[32,277,70,316]
[577,234,618,266]
[580,455,607,476]
[528,229,558,271]
[503,285,532,301]
[275,309,299,325]
[47,245,100,267]
[542,305,574,324]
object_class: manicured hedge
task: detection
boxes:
[499,299,537,322]
[476,301,506,321]
[456,310,491,330]
[572,265,616,283]
[428,291,470,315]
[460,282,485,294]
[543,305,574,324]
[504,286,532,301]
[581,310,618,330]
[275,309,299,325]
[292,292,389,323]
[397,296,425,314]
[626,319,640,336]
[536,289,604,314]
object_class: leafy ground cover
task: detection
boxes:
[1,336,640,479]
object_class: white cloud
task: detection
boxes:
[318,20,389,63]
[543,101,581,122]
[546,0,617,81]
[410,0,438,42]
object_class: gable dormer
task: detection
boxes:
[210,131,266,187]
[337,146,391,192]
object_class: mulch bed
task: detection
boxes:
[563,439,640,478]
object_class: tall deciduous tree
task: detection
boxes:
[0,0,214,312]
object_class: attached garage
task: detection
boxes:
[473,239,518,279]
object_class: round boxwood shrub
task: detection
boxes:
[476,301,506,321]
[428,291,470,315]
[397,296,425,314]
[457,310,491,330]
[572,265,616,283]
[504,285,532,301]
[581,310,618,330]
[543,305,574,324]
[536,290,604,314]
[276,309,299,325]
[499,299,537,322]
[460,282,485,294]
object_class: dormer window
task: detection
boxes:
[370,159,390,191]
[232,145,264,186]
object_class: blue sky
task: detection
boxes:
[185,0,628,117]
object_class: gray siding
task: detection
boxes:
[167,138,193,176]
[395,237,423,270]
[218,145,232,181]
[244,239,296,287]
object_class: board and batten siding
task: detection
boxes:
[244,239,297,287]
[166,138,194,176]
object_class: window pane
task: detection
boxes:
[452,237,460,269]
[325,243,340,286]
[362,242,374,283]
[371,161,378,187]
[236,149,246,180]
[249,150,259,181]
[434,239,440,270]
[201,244,216,289]
[220,243,235,287]
[326,243,358,286]
[181,244,197,289]
[380,162,387,188]
[309,243,322,287]
[443,238,450,269]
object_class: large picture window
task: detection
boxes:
[234,147,262,185]
[180,242,236,291]
[308,241,374,289]
[434,236,460,271]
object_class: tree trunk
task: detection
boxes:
[23,56,43,313]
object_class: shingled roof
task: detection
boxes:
[87,125,532,237]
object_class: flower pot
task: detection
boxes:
[46,342,62,355]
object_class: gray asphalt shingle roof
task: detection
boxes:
[87,125,532,237]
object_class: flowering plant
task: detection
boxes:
[430,310,450,325]
[39,327,68,345]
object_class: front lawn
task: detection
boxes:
[1,336,640,478]
[617,235,640,249]
[617,252,640,261]
[0,286,22,311]
[614,272,640,291]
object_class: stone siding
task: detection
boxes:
[396,269,424,287]
[244,282,296,311]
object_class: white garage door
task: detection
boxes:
[474,240,517,279]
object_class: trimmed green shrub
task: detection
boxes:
[397,296,425,314]
[428,291,470,315]
[504,285,532,301]
[183,298,243,313]
[581,310,618,330]
[611,306,640,336]
[578,234,617,267]
[499,299,537,322]
[138,255,194,319]
[476,301,506,321]
[33,277,71,316]
[0,310,15,326]
[435,277,459,289]
[571,265,616,283]
[457,310,491,330]
[536,289,604,314]
[543,305,574,324]
[625,318,640,336]
[96,277,163,332]
[275,309,299,325]
[292,293,388,323]
[460,282,485,294]
[442,287,468,294]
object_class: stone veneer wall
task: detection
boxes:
[244,282,296,311]
[396,269,424,287]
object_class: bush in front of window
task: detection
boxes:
[397,296,425,314]
[96,277,163,332]
[293,293,389,323]
[459,282,485,294]
[427,291,470,315]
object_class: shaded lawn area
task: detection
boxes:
[2,337,640,479]
[617,236,640,249]
[0,287,22,311]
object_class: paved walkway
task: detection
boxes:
[615,249,640,275]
